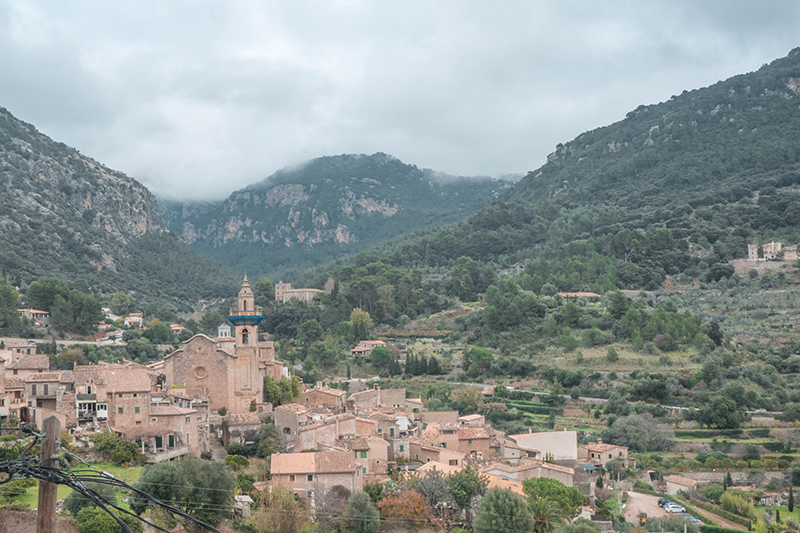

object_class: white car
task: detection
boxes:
[665,503,686,513]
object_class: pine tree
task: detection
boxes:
[347,364,351,379]
[789,486,795,513]
[723,474,728,491]
[726,471,734,488]
[596,475,604,489]
[776,509,781,523]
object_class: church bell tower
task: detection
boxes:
[228,276,264,346]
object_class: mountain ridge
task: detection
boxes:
[159,152,513,278]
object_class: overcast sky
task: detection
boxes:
[1,1,799,201]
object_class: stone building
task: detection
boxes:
[301,385,346,413]
[508,429,577,463]
[270,451,363,498]
[748,242,783,260]
[409,442,466,467]
[5,354,49,380]
[480,460,575,487]
[578,438,634,468]
[340,435,390,480]
[274,282,326,304]
[163,277,286,414]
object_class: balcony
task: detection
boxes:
[228,306,264,327]
[77,394,97,401]
[145,446,190,464]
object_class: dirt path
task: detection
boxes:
[696,508,747,530]
[624,492,667,523]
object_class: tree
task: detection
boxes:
[110,292,134,316]
[447,465,487,510]
[377,490,434,532]
[76,507,143,533]
[297,319,324,346]
[522,477,587,518]
[414,469,453,516]
[308,340,343,369]
[253,277,275,308]
[143,319,175,344]
[251,488,308,533]
[743,443,761,462]
[474,488,532,533]
[559,518,602,533]
[529,494,569,533]
[130,457,234,526]
[790,486,794,513]
[199,312,224,335]
[346,490,380,533]
[64,482,118,517]
[603,414,675,452]
[26,277,70,312]
[369,345,393,373]
[350,308,373,342]
[318,485,351,533]
[699,397,742,429]
[0,284,19,333]
[606,346,619,363]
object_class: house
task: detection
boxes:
[163,277,286,414]
[414,460,462,477]
[302,384,346,413]
[170,324,185,336]
[341,435,390,480]
[346,386,413,412]
[5,354,49,381]
[665,475,698,496]
[17,308,51,327]
[25,371,74,411]
[508,429,577,462]
[270,451,363,498]
[350,340,387,357]
[5,377,24,421]
[274,282,327,304]
[420,410,460,424]
[578,438,634,468]
[480,459,575,487]
[124,313,144,327]
[457,426,500,458]
[748,242,782,261]
[459,414,485,426]
[221,411,266,448]
[409,442,466,467]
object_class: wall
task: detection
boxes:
[512,430,577,461]
[0,510,78,533]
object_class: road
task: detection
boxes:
[624,492,667,524]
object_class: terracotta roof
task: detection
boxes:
[5,377,24,389]
[276,403,311,414]
[270,451,358,475]
[665,475,697,487]
[102,367,155,393]
[7,355,49,370]
[484,474,526,495]
[459,414,484,421]
[459,427,493,440]
[150,405,196,416]
[306,387,346,397]
[224,412,262,426]
[415,461,462,476]
[585,442,623,453]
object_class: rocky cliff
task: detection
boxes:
[160,153,513,277]
[0,107,237,303]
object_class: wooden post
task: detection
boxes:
[37,415,60,533]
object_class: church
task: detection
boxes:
[161,277,287,413]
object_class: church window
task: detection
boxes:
[242,329,249,344]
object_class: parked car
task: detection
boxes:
[680,513,704,525]
[665,503,686,513]
[658,498,670,507]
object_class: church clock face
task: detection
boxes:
[195,366,207,379]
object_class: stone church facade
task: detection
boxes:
[162,277,287,414]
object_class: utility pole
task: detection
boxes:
[37,415,60,533]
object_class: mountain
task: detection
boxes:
[308,48,800,292]
[159,153,512,278]
[0,107,237,305]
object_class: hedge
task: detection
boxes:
[690,500,750,528]
[700,525,747,533]
[675,429,744,438]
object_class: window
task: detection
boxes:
[186,433,190,445]
[415,454,419,459]
[468,439,472,445]
[591,453,595,458]
[86,385,93,394]
[307,474,313,481]
[186,416,190,423]
[169,435,175,448]
[400,445,404,452]
[378,428,382,433]
[133,393,137,397]
[289,475,295,481]
[43,384,48,395]
[31,385,36,396]
[390,428,394,437]
[362,467,367,474]
[135,421,141,425]
[134,407,140,414]
[449,460,458,466]
[118,407,124,414]
[360,451,367,458]
[619,452,623,456]
[440,443,446,448]
[413,408,419,413]
[376,460,380,465]
[609,454,612,459]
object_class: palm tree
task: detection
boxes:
[529,495,568,533]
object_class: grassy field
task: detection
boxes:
[16,461,144,512]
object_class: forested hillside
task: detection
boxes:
[0,107,238,305]
[159,153,512,279]
[308,48,800,294]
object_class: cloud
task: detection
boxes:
[0,1,798,200]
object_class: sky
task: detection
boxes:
[1,1,800,201]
